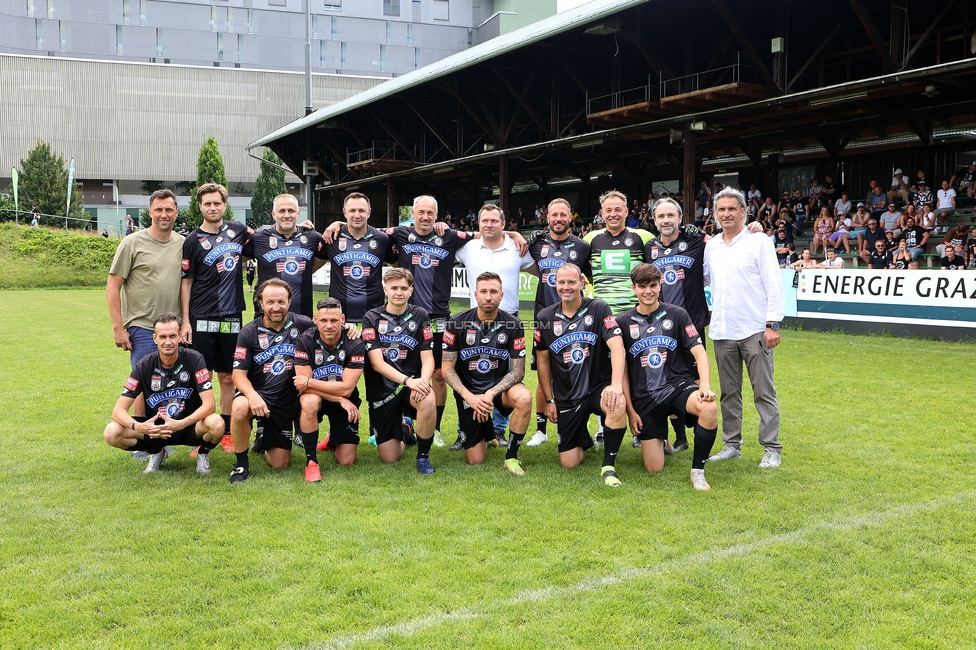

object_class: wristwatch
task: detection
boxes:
[766,322,780,331]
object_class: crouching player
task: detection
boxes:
[294,298,365,474]
[535,264,629,486]
[617,264,718,490]
[442,272,532,474]
[229,279,315,483]
[362,268,437,474]
[104,313,224,474]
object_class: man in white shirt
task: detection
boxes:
[935,180,956,231]
[703,187,785,469]
[455,204,537,445]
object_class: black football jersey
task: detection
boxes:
[244,226,327,317]
[122,348,212,422]
[644,230,709,332]
[617,303,702,408]
[361,304,434,402]
[232,313,315,408]
[324,225,394,322]
[528,232,591,318]
[181,222,252,318]
[294,328,366,401]
[385,225,469,318]
[442,307,526,395]
[535,297,621,405]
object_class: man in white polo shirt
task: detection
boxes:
[456,204,537,447]
[703,186,785,469]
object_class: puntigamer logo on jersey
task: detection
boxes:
[601,249,631,273]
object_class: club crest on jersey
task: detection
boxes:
[466,329,476,345]
[541,245,550,257]
[584,315,593,326]
[563,345,589,365]
[315,350,324,365]
[650,247,658,260]
[630,324,640,339]
[369,239,377,249]
[386,346,405,361]
[624,238,634,247]
[553,321,563,336]
[199,237,211,251]
[269,236,277,249]
[408,233,417,243]
[470,358,498,373]
[642,352,665,368]
[663,319,673,330]
[151,375,162,392]
[178,371,189,382]
[497,333,507,344]
[678,242,688,252]
[338,238,347,251]
[569,251,577,259]
[434,237,443,246]
[408,321,417,331]
[378,320,388,335]
[258,333,270,349]
[227,230,236,238]
[300,235,308,244]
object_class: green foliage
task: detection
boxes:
[0,222,119,287]
[15,141,85,221]
[186,136,233,228]
[139,207,192,230]
[0,193,16,223]
[251,148,286,227]
[3,291,976,648]
[140,180,164,194]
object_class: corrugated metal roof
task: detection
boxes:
[247,0,650,149]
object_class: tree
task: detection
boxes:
[17,141,85,223]
[251,148,286,228]
[186,136,233,228]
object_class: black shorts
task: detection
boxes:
[431,316,447,367]
[317,394,362,447]
[529,346,537,371]
[190,315,242,373]
[368,389,416,445]
[256,407,299,451]
[129,415,199,451]
[555,385,605,453]
[455,392,513,449]
[635,380,700,440]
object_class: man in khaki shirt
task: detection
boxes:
[107,189,185,421]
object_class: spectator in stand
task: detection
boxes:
[912,181,934,213]
[788,188,808,234]
[807,178,823,212]
[821,174,838,206]
[834,191,852,220]
[892,239,912,269]
[771,225,792,267]
[626,208,642,229]
[900,216,929,260]
[811,207,834,254]
[868,240,894,269]
[865,179,879,204]
[829,214,853,254]
[758,197,776,229]
[790,247,820,270]
[888,168,910,204]
[747,184,762,211]
[936,179,956,226]
[857,218,885,265]
[868,185,888,218]
[917,203,937,234]
[849,201,870,238]
[949,160,976,198]
[696,181,712,216]
[784,243,800,267]
[776,190,792,218]
[884,230,898,252]
[936,224,969,258]
[897,204,919,234]
[941,246,965,270]
[878,202,901,236]
[820,247,844,269]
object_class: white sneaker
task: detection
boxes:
[707,445,742,462]
[196,453,211,475]
[432,430,446,448]
[143,448,168,474]
[131,450,149,460]
[526,431,548,447]
[690,468,710,491]
[759,448,782,468]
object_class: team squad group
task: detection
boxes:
[105,182,784,490]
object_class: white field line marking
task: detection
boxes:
[291,493,969,650]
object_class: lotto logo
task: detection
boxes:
[601,249,631,273]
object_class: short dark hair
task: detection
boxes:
[630,263,662,285]
[383,267,414,287]
[475,271,502,287]
[316,297,343,312]
[343,192,370,210]
[196,183,228,204]
[149,188,177,207]
[153,312,183,329]
[255,278,292,302]
[478,204,504,221]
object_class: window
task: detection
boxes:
[116,24,122,55]
[385,20,391,44]
[58,19,65,51]
[122,0,129,25]
[407,23,412,45]
[227,7,233,33]
[268,0,286,6]
[340,41,346,69]
[237,33,244,63]
[320,40,327,67]
[323,2,341,9]
[35,18,43,49]
[46,0,53,19]
[433,0,449,21]
[155,27,162,57]
[383,0,399,17]
[217,32,223,61]
[312,14,319,39]
[246,8,253,34]
[380,44,386,72]
[139,0,145,26]
[331,16,337,39]
[27,0,34,18]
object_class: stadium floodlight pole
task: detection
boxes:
[304,0,312,116]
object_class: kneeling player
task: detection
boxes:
[294,298,365,471]
[442,272,532,473]
[362,268,437,474]
[535,264,629,486]
[229,279,315,483]
[103,313,224,474]
[618,264,718,490]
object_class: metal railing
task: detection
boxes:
[586,75,656,114]
[660,53,757,99]
[0,208,121,236]
[346,141,418,166]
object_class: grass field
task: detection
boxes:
[1,289,974,649]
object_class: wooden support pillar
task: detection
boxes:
[682,123,697,225]
[499,155,510,217]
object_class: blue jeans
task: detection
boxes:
[128,326,156,369]
[492,407,509,434]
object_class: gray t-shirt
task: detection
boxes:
[109,229,184,330]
